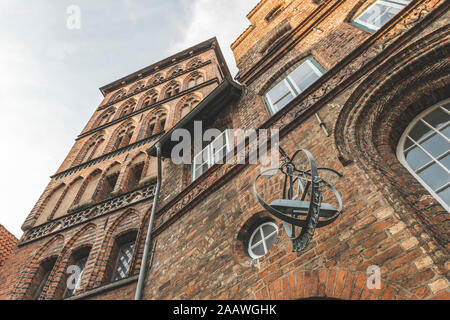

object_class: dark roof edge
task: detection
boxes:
[99,37,229,96]
[147,78,242,157]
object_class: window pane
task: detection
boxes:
[288,60,321,92]
[252,230,262,245]
[267,81,294,112]
[440,126,450,139]
[441,154,450,169]
[418,163,449,190]
[423,108,449,129]
[437,187,450,206]
[409,120,432,142]
[357,2,401,30]
[404,137,414,149]
[114,242,135,281]
[265,233,278,250]
[405,147,431,171]
[262,224,276,237]
[420,134,450,158]
[252,243,265,256]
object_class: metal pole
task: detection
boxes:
[134,142,162,300]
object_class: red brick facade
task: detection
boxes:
[0,225,18,268]
[0,0,449,300]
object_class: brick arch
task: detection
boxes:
[185,57,203,69]
[137,88,159,110]
[34,183,67,225]
[73,168,103,207]
[182,71,205,90]
[43,223,97,299]
[73,130,106,166]
[166,64,183,78]
[93,161,122,201]
[334,27,450,258]
[147,73,164,86]
[104,119,136,153]
[118,151,150,192]
[253,268,420,300]
[116,98,137,119]
[107,89,126,104]
[172,93,202,125]
[91,107,116,130]
[87,209,142,288]
[138,106,169,139]
[160,80,181,101]
[9,234,64,300]
[127,81,145,95]
[48,176,85,220]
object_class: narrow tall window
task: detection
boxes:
[31,258,56,300]
[64,255,88,298]
[264,58,323,114]
[353,0,410,32]
[113,241,135,281]
[126,162,145,191]
[100,173,119,200]
[397,100,450,211]
[192,130,232,181]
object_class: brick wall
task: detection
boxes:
[0,225,18,268]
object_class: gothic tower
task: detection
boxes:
[0,38,231,300]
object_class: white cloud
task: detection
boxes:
[169,0,256,77]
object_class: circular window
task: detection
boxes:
[248,221,278,259]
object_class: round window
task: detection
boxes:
[248,221,278,259]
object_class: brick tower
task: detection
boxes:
[0,38,232,300]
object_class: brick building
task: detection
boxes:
[0,0,449,300]
[0,225,18,269]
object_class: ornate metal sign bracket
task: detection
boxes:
[253,147,343,252]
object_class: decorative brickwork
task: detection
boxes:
[0,225,18,268]
[1,2,449,300]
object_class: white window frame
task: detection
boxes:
[264,58,323,114]
[354,0,406,32]
[248,221,278,259]
[192,130,232,181]
[396,98,450,213]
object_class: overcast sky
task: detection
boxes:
[0,0,256,237]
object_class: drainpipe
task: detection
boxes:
[135,142,162,300]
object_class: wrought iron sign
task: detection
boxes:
[253,147,343,252]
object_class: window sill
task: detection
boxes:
[65,275,139,300]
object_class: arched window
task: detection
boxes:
[77,170,102,205]
[187,57,202,69]
[397,100,450,211]
[165,82,180,99]
[105,231,137,283]
[150,73,164,85]
[159,115,167,132]
[113,126,135,151]
[352,0,411,33]
[81,137,104,163]
[109,90,126,103]
[125,154,146,191]
[180,96,200,118]
[28,257,57,300]
[37,184,66,225]
[130,81,144,94]
[247,221,278,259]
[147,119,157,137]
[63,247,91,299]
[98,163,121,201]
[169,65,183,77]
[187,73,204,89]
[143,91,158,108]
[54,177,84,219]
[120,101,136,117]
